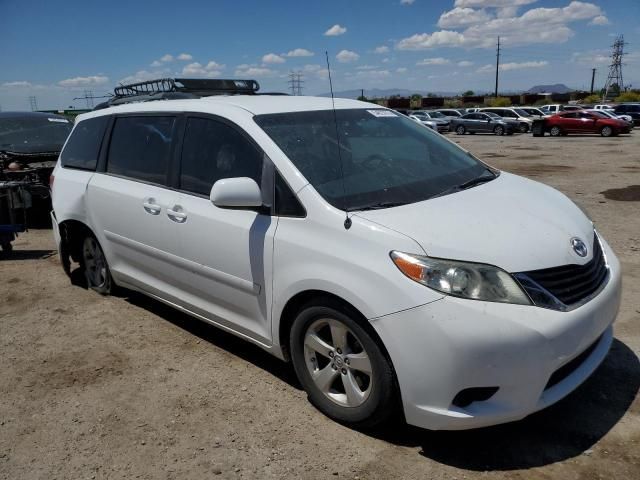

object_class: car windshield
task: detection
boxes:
[412,114,429,120]
[426,111,445,118]
[513,108,531,117]
[255,109,493,210]
[590,111,609,119]
[0,115,73,153]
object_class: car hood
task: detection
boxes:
[355,172,594,273]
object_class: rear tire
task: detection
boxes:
[549,126,562,137]
[600,126,613,137]
[290,302,397,429]
[81,235,113,295]
[493,125,505,136]
[455,125,466,135]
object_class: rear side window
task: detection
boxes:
[60,116,108,170]
[107,116,175,185]
[179,117,263,196]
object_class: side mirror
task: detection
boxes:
[210,177,262,208]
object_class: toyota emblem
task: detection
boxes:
[571,237,588,257]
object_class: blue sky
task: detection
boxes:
[1,0,639,110]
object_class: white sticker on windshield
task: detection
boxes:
[47,118,69,123]
[367,109,398,118]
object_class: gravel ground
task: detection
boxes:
[1,131,639,480]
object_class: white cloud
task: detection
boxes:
[235,65,277,77]
[396,67,408,73]
[262,53,286,64]
[150,60,163,67]
[160,54,174,62]
[182,61,225,78]
[396,30,466,50]
[324,24,347,36]
[2,81,32,88]
[355,69,391,80]
[477,60,548,73]
[455,0,536,7]
[437,7,492,28]
[119,70,165,85]
[285,48,314,57]
[177,53,193,61]
[336,50,359,63]
[374,45,390,54]
[401,1,605,50]
[416,57,451,66]
[457,60,474,67]
[58,75,109,88]
[400,0,415,5]
[589,15,609,25]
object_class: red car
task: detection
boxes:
[546,110,631,137]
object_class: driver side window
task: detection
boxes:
[179,117,263,196]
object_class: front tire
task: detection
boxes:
[493,125,505,136]
[290,302,396,428]
[518,123,529,133]
[81,235,113,295]
[549,126,562,137]
[601,126,614,137]
[455,125,466,135]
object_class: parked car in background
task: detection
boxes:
[0,111,73,212]
[479,107,533,133]
[587,109,634,128]
[614,104,640,126]
[561,105,584,112]
[412,111,450,132]
[546,110,630,137]
[520,107,549,118]
[408,113,440,132]
[451,112,516,135]
[51,77,622,431]
[434,109,463,119]
[594,104,615,111]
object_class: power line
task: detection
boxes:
[494,36,500,97]
[603,34,627,99]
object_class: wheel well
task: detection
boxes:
[58,220,95,273]
[278,290,390,364]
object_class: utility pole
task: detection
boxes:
[603,34,626,100]
[28,96,38,111]
[83,89,94,108]
[288,71,304,96]
[494,36,500,97]
[590,68,596,94]
[361,89,364,99]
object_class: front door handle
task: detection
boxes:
[167,205,187,223]
[143,198,161,215]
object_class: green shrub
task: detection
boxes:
[616,91,640,102]
[487,97,511,107]
[581,94,602,104]
[443,99,462,108]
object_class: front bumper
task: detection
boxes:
[372,238,621,430]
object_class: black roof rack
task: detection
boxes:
[95,78,264,110]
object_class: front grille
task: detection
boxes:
[516,234,608,310]
[545,335,602,390]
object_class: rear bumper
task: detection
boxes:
[372,237,621,430]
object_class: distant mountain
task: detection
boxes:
[526,84,572,94]
[317,88,459,99]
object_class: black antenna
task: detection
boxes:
[325,51,351,230]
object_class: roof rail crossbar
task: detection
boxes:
[113,78,260,99]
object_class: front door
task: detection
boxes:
[168,116,276,344]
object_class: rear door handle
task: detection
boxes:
[143,198,161,215]
[167,205,187,223]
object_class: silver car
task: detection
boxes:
[450,112,517,136]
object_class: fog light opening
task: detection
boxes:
[452,387,499,409]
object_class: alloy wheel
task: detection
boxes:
[303,318,373,407]
[83,237,107,288]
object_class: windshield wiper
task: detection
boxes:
[430,171,496,199]
[352,201,408,211]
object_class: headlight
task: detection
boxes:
[390,251,531,305]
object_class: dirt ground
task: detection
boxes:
[1,131,639,480]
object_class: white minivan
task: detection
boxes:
[51,79,621,431]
